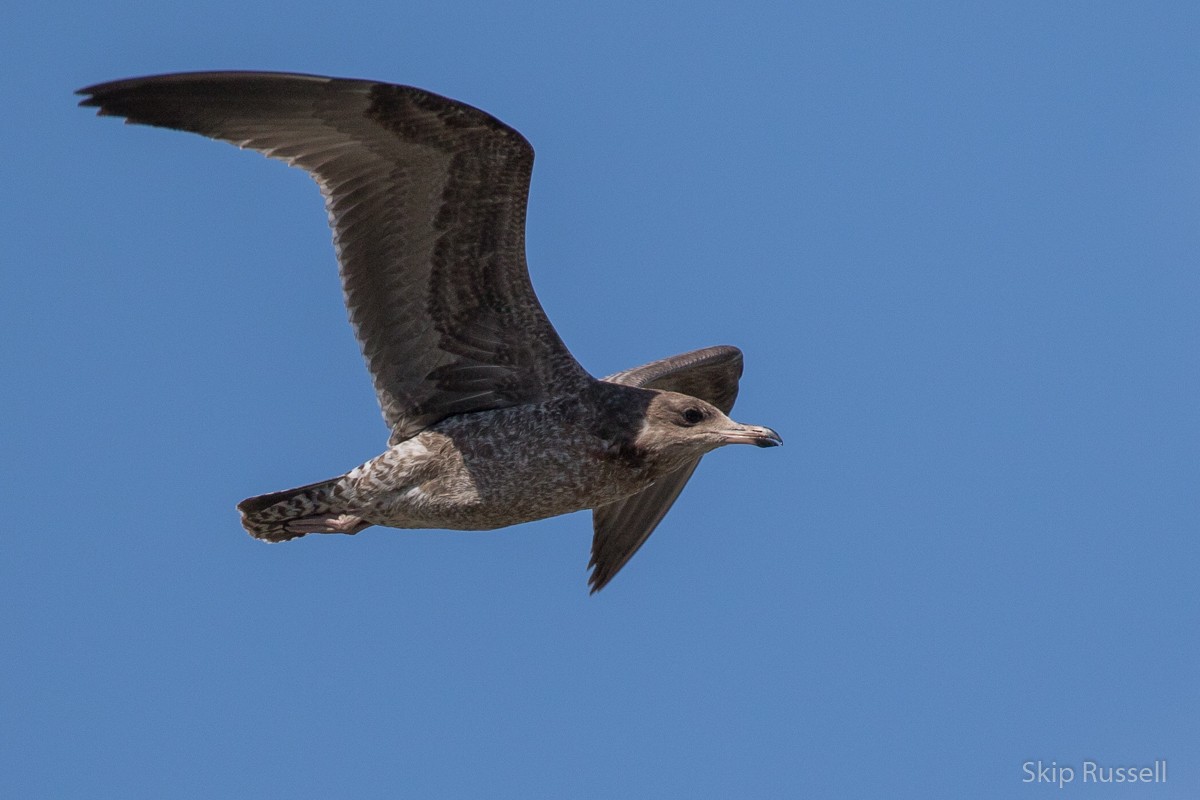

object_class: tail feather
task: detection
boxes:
[237,477,346,542]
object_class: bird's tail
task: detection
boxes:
[237,476,365,542]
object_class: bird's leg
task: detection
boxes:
[284,514,371,535]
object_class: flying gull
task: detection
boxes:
[78,72,781,592]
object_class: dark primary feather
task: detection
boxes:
[77,71,590,442]
[589,345,744,592]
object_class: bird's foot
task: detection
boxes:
[285,514,370,535]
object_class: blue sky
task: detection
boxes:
[3,1,1198,797]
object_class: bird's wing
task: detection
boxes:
[79,72,590,442]
[589,345,743,592]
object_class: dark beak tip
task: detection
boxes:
[720,425,782,448]
[755,428,783,448]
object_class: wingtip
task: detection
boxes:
[75,84,115,112]
[75,77,119,102]
[586,568,609,595]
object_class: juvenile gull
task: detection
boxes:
[78,72,781,592]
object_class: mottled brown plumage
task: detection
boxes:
[79,71,780,592]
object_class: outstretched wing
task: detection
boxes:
[589,345,744,592]
[79,72,591,442]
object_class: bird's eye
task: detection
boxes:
[682,407,705,425]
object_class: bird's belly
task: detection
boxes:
[348,427,651,532]
[384,459,645,530]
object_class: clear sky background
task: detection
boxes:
[3,1,1197,798]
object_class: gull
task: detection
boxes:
[79,72,781,591]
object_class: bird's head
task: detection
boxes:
[635,390,782,469]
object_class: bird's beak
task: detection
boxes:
[719,423,783,448]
